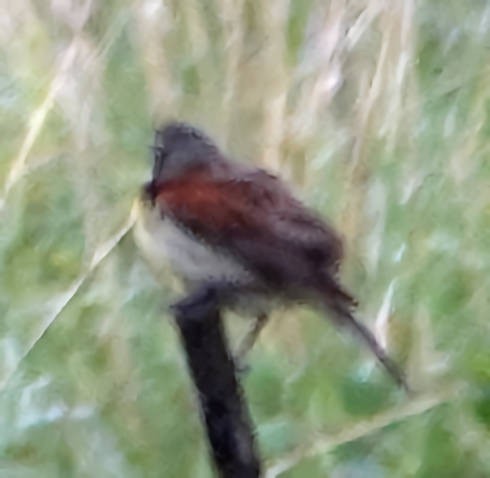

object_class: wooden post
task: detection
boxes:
[175,308,261,478]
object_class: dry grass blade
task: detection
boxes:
[0,42,78,212]
[0,204,138,393]
[266,383,465,478]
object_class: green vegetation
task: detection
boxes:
[1,1,489,476]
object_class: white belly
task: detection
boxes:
[134,202,251,285]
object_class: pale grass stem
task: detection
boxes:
[0,202,138,393]
[0,42,78,213]
[266,382,465,478]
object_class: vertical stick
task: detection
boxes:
[175,309,261,478]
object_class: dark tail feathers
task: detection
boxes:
[320,276,410,393]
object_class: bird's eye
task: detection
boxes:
[150,146,168,180]
[149,145,166,161]
[155,148,165,162]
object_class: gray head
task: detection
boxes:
[151,122,221,182]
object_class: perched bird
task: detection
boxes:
[135,121,408,390]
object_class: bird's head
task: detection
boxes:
[150,122,221,183]
[142,122,222,203]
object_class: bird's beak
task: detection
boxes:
[150,145,167,182]
[141,180,156,206]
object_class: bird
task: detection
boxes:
[134,121,408,391]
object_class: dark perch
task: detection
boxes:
[175,307,261,478]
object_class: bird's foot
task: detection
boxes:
[233,355,251,377]
[170,286,219,321]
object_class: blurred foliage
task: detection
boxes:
[1,0,490,476]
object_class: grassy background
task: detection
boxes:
[1,0,490,476]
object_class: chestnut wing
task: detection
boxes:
[155,170,344,288]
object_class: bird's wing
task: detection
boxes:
[154,168,345,288]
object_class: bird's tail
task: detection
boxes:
[319,276,410,393]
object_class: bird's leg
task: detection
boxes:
[171,282,227,321]
[172,281,269,373]
[234,314,269,371]
[171,280,259,321]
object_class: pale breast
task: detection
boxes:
[134,201,252,285]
